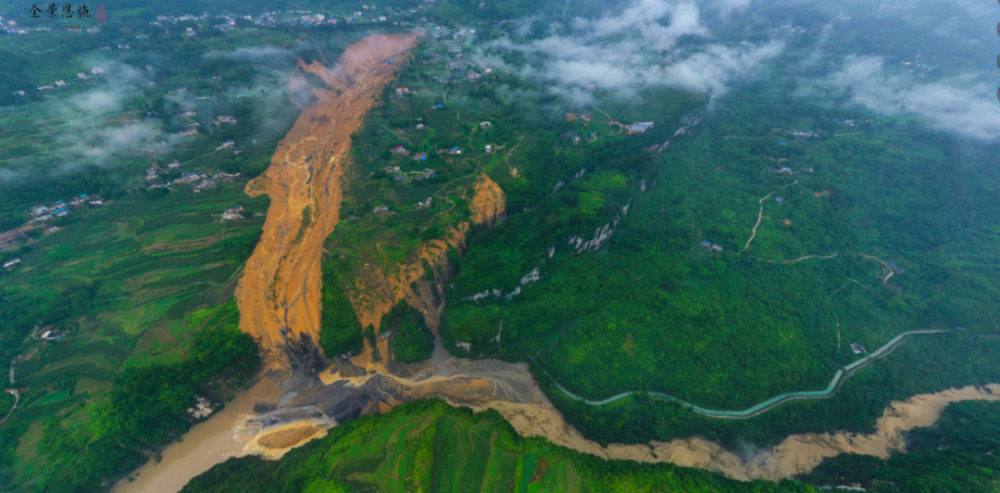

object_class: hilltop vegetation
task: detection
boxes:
[182,399,817,493]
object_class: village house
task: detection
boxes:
[217,140,235,150]
[485,145,494,153]
[31,205,50,216]
[148,183,170,190]
[415,123,426,130]
[700,240,723,253]
[391,145,408,155]
[395,86,410,95]
[214,116,237,125]
[180,111,197,118]
[372,204,389,214]
[422,168,436,178]
[416,197,433,209]
[91,67,105,74]
[479,121,491,129]
[383,166,401,174]
[629,122,655,133]
[76,72,88,79]
[54,208,70,218]
[54,80,67,87]
[145,167,159,180]
[41,329,65,341]
[167,160,182,169]
[774,196,785,204]
[222,205,244,220]
[187,397,214,419]
[412,152,427,161]
[850,343,867,354]
[214,171,240,183]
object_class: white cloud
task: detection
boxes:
[830,56,1000,141]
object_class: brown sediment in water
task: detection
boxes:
[463,384,1000,482]
[110,371,283,493]
[235,33,421,351]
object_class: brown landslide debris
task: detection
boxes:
[235,33,421,353]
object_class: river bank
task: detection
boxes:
[465,383,1000,481]
[110,371,283,493]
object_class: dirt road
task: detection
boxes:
[235,34,421,350]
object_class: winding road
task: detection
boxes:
[481,329,952,420]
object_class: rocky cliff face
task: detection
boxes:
[344,174,506,366]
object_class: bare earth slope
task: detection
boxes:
[236,34,420,351]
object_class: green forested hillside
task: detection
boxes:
[798,400,1000,492]
[182,399,816,493]
[440,82,1000,446]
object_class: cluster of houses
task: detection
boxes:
[152,5,429,30]
[381,166,436,182]
[147,166,240,194]
[30,194,104,223]
[700,240,724,254]
[13,67,106,97]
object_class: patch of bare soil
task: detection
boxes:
[235,33,421,351]
[256,425,326,449]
